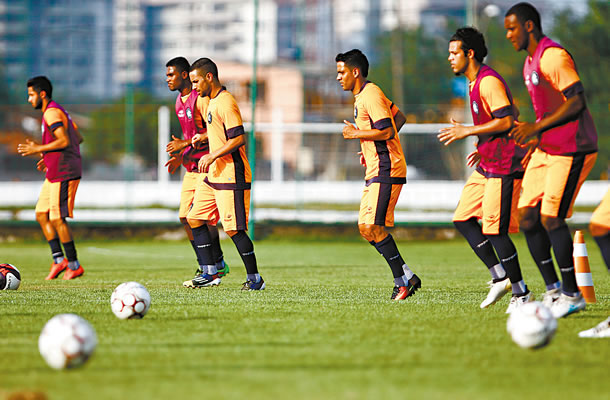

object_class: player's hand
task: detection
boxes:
[438,118,469,146]
[198,153,215,173]
[191,132,208,149]
[519,137,539,169]
[36,158,47,173]
[357,151,366,167]
[510,121,539,145]
[17,139,40,157]
[164,155,182,174]
[342,120,358,139]
[166,135,188,154]
[466,150,481,168]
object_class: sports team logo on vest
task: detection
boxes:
[186,107,193,120]
[472,100,479,115]
[207,112,212,124]
[531,71,539,86]
[354,106,358,119]
[178,109,185,118]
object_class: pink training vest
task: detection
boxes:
[42,101,82,182]
[175,90,209,172]
[469,65,525,177]
[523,36,597,155]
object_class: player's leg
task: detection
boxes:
[483,176,530,313]
[219,189,263,290]
[518,149,560,304]
[36,179,68,279]
[183,180,221,288]
[197,177,228,277]
[590,189,610,270]
[49,179,83,280]
[453,171,507,292]
[541,152,597,318]
[359,182,419,300]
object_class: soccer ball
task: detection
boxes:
[38,314,97,370]
[0,263,21,290]
[110,281,151,320]
[507,301,557,349]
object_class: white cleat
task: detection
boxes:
[480,277,511,309]
[505,291,533,314]
[550,293,586,319]
[541,287,561,308]
[578,317,610,338]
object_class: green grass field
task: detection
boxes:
[1,235,609,400]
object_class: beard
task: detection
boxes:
[34,98,43,109]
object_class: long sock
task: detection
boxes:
[230,231,258,276]
[191,225,215,267]
[488,234,526,295]
[62,241,79,271]
[548,225,578,295]
[454,218,505,279]
[523,220,559,289]
[593,233,610,271]
[190,240,202,265]
[208,226,224,263]
[374,234,406,279]
[48,238,64,264]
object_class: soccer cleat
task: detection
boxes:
[217,260,230,277]
[505,291,533,314]
[183,273,221,288]
[541,288,561,308]
[45,258,68,280]
[392,274,422,301]
[241,277,265,291]
[480,277,511,309]
[550,293,586,319]
[62,265,84,280]
[578,317,610,338]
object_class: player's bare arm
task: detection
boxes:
[18,125,70,156]
[342,120,395,141]
[438,115,514,146]
[166,134,190,154]
[510,92,586,145]
[198,134,245,173]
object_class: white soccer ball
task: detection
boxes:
[0,263,21,290]
[110,281,151,320]
[507,301,557,349]
[38,314,97,370]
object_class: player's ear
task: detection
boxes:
[181,70,188,80]
[352,67,360,78]
[524,20,534,34]
[467,48,475,60]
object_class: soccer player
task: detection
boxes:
[336,49,421,300]
[504,3,598,318]
[183,57,264,290]
[164,57,228,281]
[17,76,84,280]
[438,27,531,312]
[578,189,610,338]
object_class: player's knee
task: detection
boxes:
[225,229,238,237]
[186,218,203,229]
[518,208,538,231]
[35,212,49,224]
[589,222,607,238]
[540,215,563,232]
[179,217,189,226]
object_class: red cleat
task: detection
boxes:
[45,259,68,280]
[63,265,84,280]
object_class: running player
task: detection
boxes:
[504,3,598,318]
[164,57,228,281]
[578,188,610,338]
[17,76,84,280]
[336,49,421,301]
[438,27,531,312]
[183,58,264,290]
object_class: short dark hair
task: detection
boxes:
[27,76,53,98]
[506,2,542,31]
[450,27,488,63]
[190,57,218,79]
[166,57,191,74]
[335,49,369,78]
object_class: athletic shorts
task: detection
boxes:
[453,170,521,235]
[179,171,202,219]
[35,178,80,220]
[590,188,610,230]
[358,182,402,227]
[187,181,249,231]
[518,148,597,219]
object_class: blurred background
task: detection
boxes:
[0,0,607,230]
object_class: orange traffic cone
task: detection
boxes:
[573,230,596,303]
